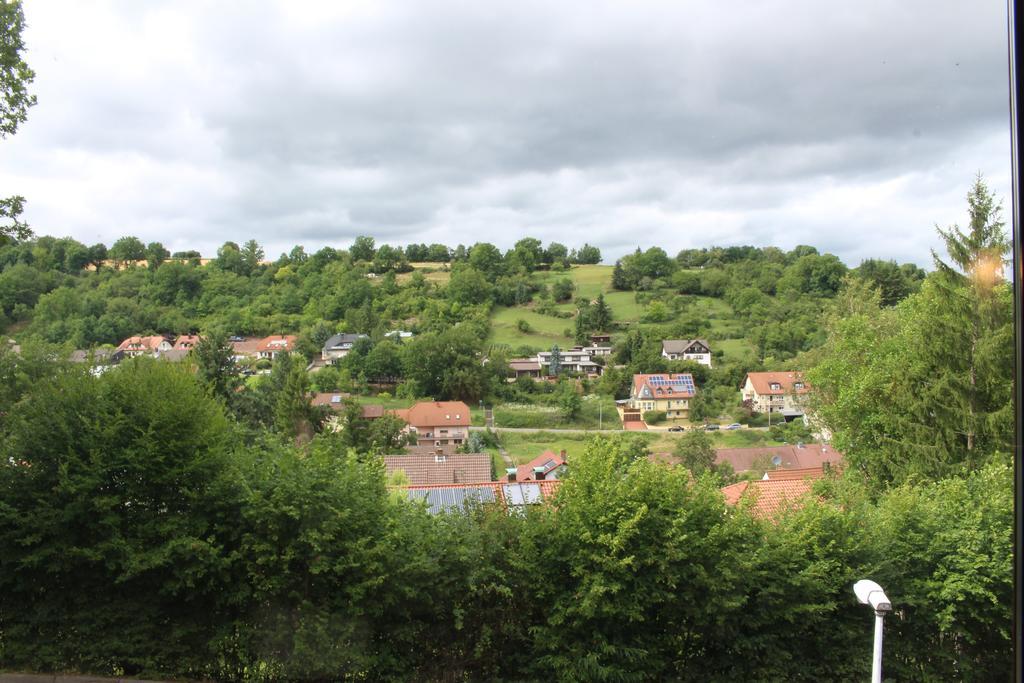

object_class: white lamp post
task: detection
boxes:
[854,579,892,683]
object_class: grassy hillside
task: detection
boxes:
[488,264,757,360]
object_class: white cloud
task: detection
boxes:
[4,0,1011,265]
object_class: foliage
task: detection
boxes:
[809,176,1012,485]
[1,0,35,243]
[642,409,666,424]
[0,358,1012,681]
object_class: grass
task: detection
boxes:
[601,291,646,321]
[396,262,451,285]
[716,338,756,362]
[488,306,574,351]
[495,425,790,464]
[349,395,417,409]
[497,431,596,465]
[492,395,622,430]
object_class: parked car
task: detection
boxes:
[726,423,742,430]
[704,423,720,431]
[668,425,685,432]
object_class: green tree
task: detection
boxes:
[350,235,376,262]
[193,332,237,401]
[672,430,716,476]
[591,292,612,331]
[548,344,561,376]
[274,360,315,443]
[145,241,169,270]
[240,238,265,274]
[0,1,35,243]
[573,243,602,264]
[551,277,574,302]
[558,383,582,421]
[108,235,146,266]
[468,242,504,279]
[809,177,1012,484]
[0,359,245,673]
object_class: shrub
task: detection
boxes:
[643,410,666,424]
[516,319,533,333]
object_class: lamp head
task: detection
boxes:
[854,579,892,613]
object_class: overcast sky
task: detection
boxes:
[1,0,1012,266]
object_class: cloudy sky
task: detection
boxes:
[1,0,1012,266]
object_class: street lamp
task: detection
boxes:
[854,579,892,683]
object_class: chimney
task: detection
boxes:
[505,467,518,482]
[533,466,546,481]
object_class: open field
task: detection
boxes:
[492,395,621,430]
[498,427,789,464]
[396,262,451,285]
[488,306,574,350]
[498,430,595,464]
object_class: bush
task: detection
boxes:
[516,319,533,333]
[643,410,666,424]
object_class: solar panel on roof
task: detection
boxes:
[502,483,542,505]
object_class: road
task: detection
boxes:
[470,425,771,434]
[471,426,627,434]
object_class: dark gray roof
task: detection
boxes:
[70,348,114,364]
[405,485,497,514]
[323,333,368,351]
[662,339,711,354]
[155,349,190,362]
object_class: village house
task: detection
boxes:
[382,452,491,485]
[116,335,173,357]
[228,337,263,362]
[628,373,696,420]
[648,443,842,474]
[392,401,471,448]
[661,339,712,367]
[503,450,567,482]
[322,333,369,361]
[714,443,842,474]
[257,335,298,360]
[536,345,612,376]
[720,467,825,518]
[311,392,351,410]
[508,358,542,380]
[741,371,811,418]
[173,334,202,351]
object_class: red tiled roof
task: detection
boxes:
[714,444,842,472]
[173,334,202,350]
[229,338,263,356]
[745,371,810,395]
[504,450,567,482]
[258,335,298,352]
[116,335,170,353]
[763,466,828,481]
[631,373,696,400]
[401,401,471,429]
[509,359,542,371]
[721,469,823,518]
[383,453,491,485]
[311,392,350,409]
[361,404,385,419]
